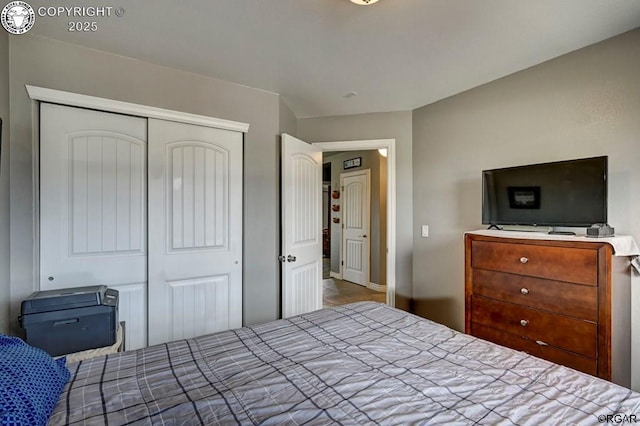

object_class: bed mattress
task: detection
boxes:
[49,302,640,425]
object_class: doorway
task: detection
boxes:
[321,151,383,308]
[314,140,396,308]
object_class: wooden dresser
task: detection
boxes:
[465,232,631,386]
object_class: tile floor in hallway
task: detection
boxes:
[322,278,386,308]
[322,257,386,308]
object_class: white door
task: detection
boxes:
[40,103,148,349]
[40,104,147,290]
[281,134,322,318]
[147,119,243,345]
[341,170,370,286]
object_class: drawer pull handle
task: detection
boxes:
[519,257,529,264]
[520,319,529,327]
[535,340,548,346]
[520,288,529,295]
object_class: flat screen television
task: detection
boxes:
[482,156,607,227]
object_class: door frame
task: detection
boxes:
[340,169,371,287]
[26,86,249,133]
[313,139,396,308]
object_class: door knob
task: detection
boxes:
[287,255,297,262]
[362,234,367,238]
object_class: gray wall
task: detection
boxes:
[0,32,9,334]
[298,111,412,310]
[8,35,282,334]
[412,28,640,332]
[323,150,386,285]
[279,97,297,138]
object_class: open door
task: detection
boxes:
[281,134,323,318]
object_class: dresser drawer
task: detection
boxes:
[472,269,598,321]
[472,323,597,376]
[471,240,598,285]
[471,296,597,358]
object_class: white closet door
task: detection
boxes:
[147,119,242,345]
[40,103,148,349]
[40,104,147,289]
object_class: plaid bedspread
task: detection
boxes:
[49,302,640,425]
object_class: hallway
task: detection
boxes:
[322,277,386,308]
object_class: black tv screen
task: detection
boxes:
[482,156,608,227]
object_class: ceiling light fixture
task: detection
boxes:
[350,0,380,5]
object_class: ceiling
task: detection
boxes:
[26,0,640,118]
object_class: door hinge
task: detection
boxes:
[341,261,344,265]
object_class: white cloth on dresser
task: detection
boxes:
[467,229,640,257]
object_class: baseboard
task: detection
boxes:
[329,271,342,280]
[367,282,386,293]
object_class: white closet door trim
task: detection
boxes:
[26,85,250,133]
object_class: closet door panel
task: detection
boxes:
[147,119,243,345]
[111,282,147,350]
[40,103,147,291]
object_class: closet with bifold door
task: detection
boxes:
[38,101,244,350]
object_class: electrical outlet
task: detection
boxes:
[421,225,429,238]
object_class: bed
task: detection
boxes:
[48,302,640,425]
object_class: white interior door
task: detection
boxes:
[281,134,322,318]
[40,104,147,290]
[147,119,243,345]
[341,169,370,286]
[40,103,148,349]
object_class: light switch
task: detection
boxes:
[421,225,429,237]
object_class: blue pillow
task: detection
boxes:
[0,335,70,426]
